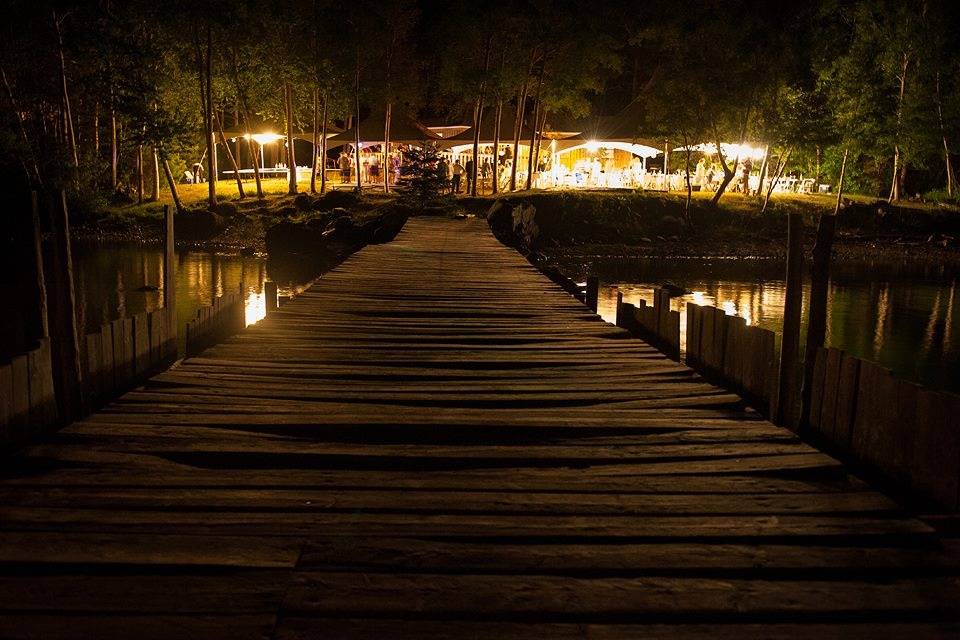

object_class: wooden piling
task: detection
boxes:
[800,149,847,430]
[585,276,599,313]
[775,212,804,429]
[163,205,177,358]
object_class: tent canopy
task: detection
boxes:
[327,112,441,146]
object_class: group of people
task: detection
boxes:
[336,146,403,185]
[692,157,754,192]
[440,156,496,194]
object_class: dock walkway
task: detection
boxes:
[1,217,958,638]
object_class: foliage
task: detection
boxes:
[397,143,448,205]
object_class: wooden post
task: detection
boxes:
[585,276,599,313]
[614,291,624,327]
[163,205,177,358]
[47,191,83,423]
[265,281,278,315]
[800,149,848,431]
[776,212,805,429]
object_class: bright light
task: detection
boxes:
[244,132,284,145]
[586,140,600,153]
[674,142,766,160]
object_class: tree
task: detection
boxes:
[397,142,448,205]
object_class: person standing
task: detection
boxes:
[451,160,465,194]
[465,158,475,194]
[338,151,351,184]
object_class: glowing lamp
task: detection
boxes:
[244,132,284,145]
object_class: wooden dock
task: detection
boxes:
[1,217,959,639]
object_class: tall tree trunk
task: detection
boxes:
[151,148,160,201]
[53,11,79,175]
[814,145,822,188]
[249,138,264,198]
[310,87,319,194]
[93,102,99,158]
[762,148,792,214]
[471,97,483,196]
[285,82,297,195]
[162,158,184,214]
[934,71,955,197]
[234,107,242,168]
[755,145,770,196]
[227,47,264,199]
[525,101,539,190]
[215,111,245,198]
[525,61,546,191]
[110,100,118,190]
[683,133,693,225]
[354,44,362,193]
[510,82,528,191]
[888,55,909,203]
[491,100,502,195]
[383,101,392,194]
[532,108,548,180]
[709,133,737,205]
[470,36,492,197]
[889,146,901,202]
[199,25,216,208]
[136,144,144,204]
[319,91,328,194]
[0,64,42,187]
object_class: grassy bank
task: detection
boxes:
[472,189,960,262]
[72,178,392,251]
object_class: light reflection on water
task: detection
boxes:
[72,245,313,352]
[573,257,960,394]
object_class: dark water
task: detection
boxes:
[71,244,317,344]
[557,257,960,395]
[72,244,960,395]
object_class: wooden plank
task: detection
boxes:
[722,315,745,389]
[8,354,29,443]
[27,340,55,436]
[685,303,700,366]
[85,332,102,406]
[134,312,150,378]
[852,360,897,472]
[0,614,277,640]
[808,347,828,435]
[281,572,960,618]
[832,354,861,450]
[0,362,11,443]
[700,306,716,371]
[110,318,127,390]
[276,619,960,640]
[0,217,952,638]
[148,309,162,369]
[100,322,116,400]
[818,347,844,442]
[912,388,960,511]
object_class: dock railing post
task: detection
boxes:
[585,276,599,313]
[800,149,847,431]
[776,212,805,429]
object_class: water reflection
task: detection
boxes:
[72,245,314,353]
[564,257,960,394]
